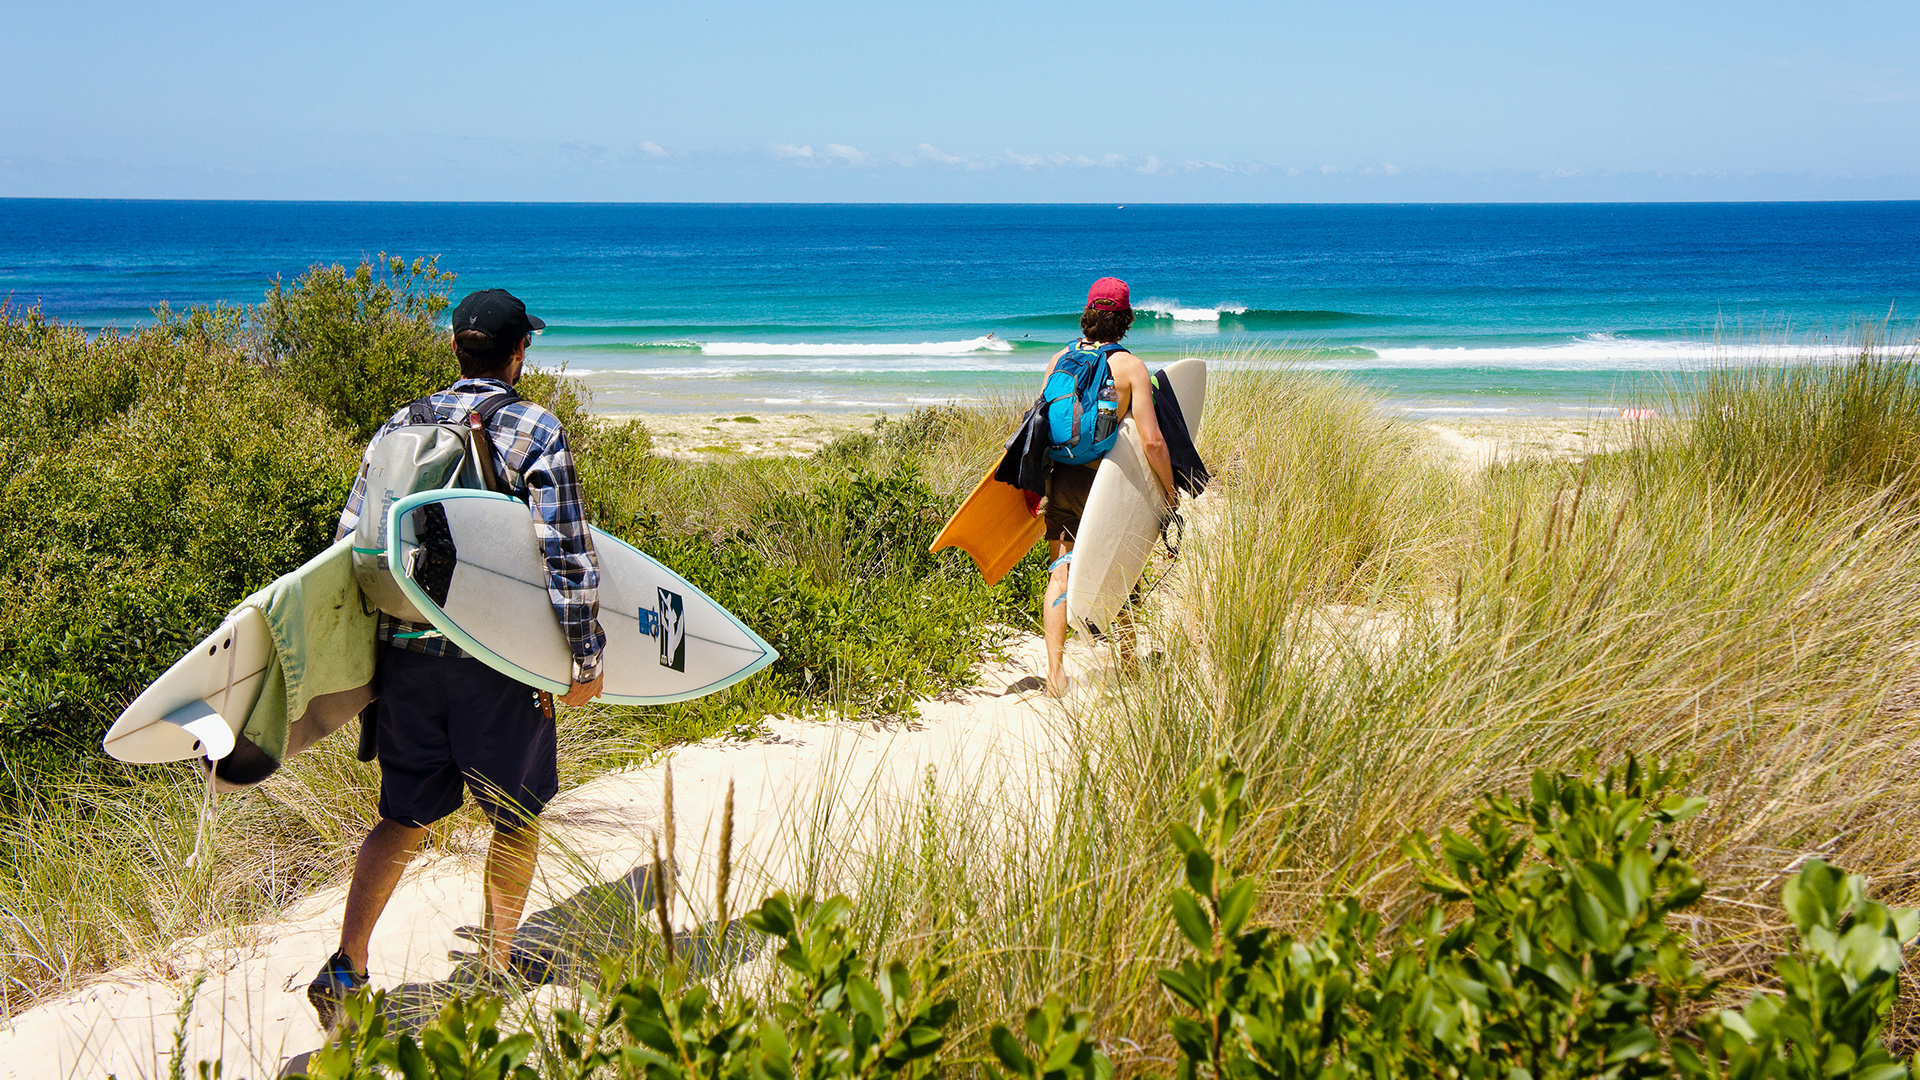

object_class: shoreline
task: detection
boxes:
[601,408,1641,466]
[609,411,880,458]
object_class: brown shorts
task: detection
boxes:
[1044,463,1100,543]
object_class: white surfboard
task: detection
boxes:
[102,607,270,764]
[388,489,778,704]
[1065,357,1207,637]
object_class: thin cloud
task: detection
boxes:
[913,143,980,168]
[823,143,871,166]
[749,141,1426,181]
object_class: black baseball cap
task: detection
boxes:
[449,289,545,341]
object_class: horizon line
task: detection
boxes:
[5,197,1920,208]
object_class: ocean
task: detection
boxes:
[3,200,1917,418]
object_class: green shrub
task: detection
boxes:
[605,468,1041,719]
[268,760,1915,1080]
[293,890,958,1080]
[0,258,611,790]
[1158,757,1918,1080]
[252,254,459,440]
[0,340,359,784]
[0,305,145,466]
[815,406,979,479]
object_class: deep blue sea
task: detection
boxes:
[3,200,1917,417]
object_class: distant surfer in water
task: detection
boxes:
[1035,278,1176,696]
[307,289,607,1031]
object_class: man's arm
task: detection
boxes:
[519,419,607,704]
[1110,351,1177,506]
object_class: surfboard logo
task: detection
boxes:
[656,588,685,671]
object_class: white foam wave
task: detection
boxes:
[1243,335,1884,371]
[1365,340,1845,369]
[758,397,931,408]
[1137,299,1249,322]
[698,335,1013,357]
[573,358,1049,378]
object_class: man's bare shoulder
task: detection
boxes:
[1106,346,1151,380]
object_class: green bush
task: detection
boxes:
[606,469,1041,719]
[0,256,652,792]
[293,890,959,1080]
[0,332,360,783]
[0,306,145,466]
[1157,757,1919,1080]
[252,255,459,440]
[270,760,1914,1080]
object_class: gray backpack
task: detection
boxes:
[350,391,520,622]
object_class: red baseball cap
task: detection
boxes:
[1086,277,1130,311]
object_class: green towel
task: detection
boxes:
[221,537,379,788]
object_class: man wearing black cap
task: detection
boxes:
[307,288,606,1031]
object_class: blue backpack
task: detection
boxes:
[1044,341,1126,465]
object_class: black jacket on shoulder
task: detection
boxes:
[994,367,1210,498]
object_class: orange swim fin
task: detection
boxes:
[930,465,1045,586]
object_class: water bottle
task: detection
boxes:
[1092,380,1119,443]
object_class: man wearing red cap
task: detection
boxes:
[1038,277,1176,694]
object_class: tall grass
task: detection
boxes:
[801,346,1920,1066]
[0,694,693,1015]
[1675,333,1920,505]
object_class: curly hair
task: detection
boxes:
[1079,305,1134,344]
[454,328,524,377]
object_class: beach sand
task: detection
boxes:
[620,411,1633,470]
[612,412,879,460]
[1416,417,1633,472]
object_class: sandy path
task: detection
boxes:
[0,637,1088,1080]
[1418,417,1631,472]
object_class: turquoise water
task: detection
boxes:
[3,201,1916,417]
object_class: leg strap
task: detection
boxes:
[1048,552,1074,573]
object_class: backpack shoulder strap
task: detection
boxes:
[1082,345,1120,391]
[469,389,523,424]
[404,396,441,425]
[464,390,523,494]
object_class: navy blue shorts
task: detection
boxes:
[373,646,557,831]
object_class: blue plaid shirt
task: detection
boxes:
[336,377,606,683]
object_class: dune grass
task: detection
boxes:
[774,347,1920,1067]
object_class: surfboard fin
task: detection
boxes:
[159,700,236,762]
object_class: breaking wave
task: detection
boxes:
[697,336,1013,357]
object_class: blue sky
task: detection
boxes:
[3,0,1916,201]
